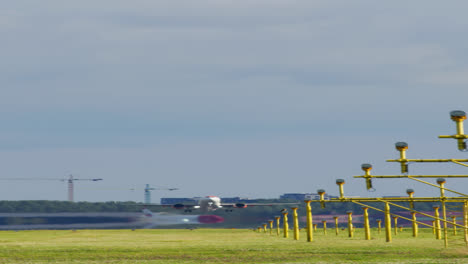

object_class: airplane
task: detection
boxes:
[148,196,299,213]
[139,208,224,227]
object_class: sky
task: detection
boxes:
[1,1,468,202]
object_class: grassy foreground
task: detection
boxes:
[0,228,466,263]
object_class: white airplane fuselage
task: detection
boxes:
[196,196,222,212]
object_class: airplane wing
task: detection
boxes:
[142,204,200,210]
[221,202,300,208]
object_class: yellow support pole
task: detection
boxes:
[292,207,299,241]
[376,219,382,234]
[282,212,289,238]
[407,189,415,209]
[317,189,326,208]
[452,110,466,135]
[304,200,313,242]
[347,211,353,238]
[313,224,317,232]
[334,216,339,235]
[399,226,403,232]
[438,110,468,151]
[361,164,373,190]
[393,216,398,235]
[452,110,466,150]
[433,205,441,240]
[322,220,327,235]
[384,202,392,242]
[411,212,418,237]
[451,216,457,236]
[437,178,449,248]
[464,201,468,244]
[395,142,409,173]
[275,216,281,236]
[336,179,345,199]
[363,207,371,240]
[263,223,267,233]
[432,220,436,235]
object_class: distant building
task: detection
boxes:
[160,197,255,204]
[221,197,254,203]
[280,193,337,201]
[280,193,308,200]
[161,194,341,204]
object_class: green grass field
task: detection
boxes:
[0,228,466,263]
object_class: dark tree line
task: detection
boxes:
[0,200,142,213]
[0,200,445,228]
[0,199,438,214]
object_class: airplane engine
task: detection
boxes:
[173,204,185,209]
[234,203,247,208]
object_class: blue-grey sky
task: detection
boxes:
[1,1,468,202]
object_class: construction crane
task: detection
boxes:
[144,184,178,204]
[65,175,103,202]
[0,175,103,202]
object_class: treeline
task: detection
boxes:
[0,200,448,229]
[0,200,439,214]
[0,201,142,213]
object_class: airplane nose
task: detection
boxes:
[197,215,224,224]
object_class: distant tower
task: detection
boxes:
[68,175,74,202]
[66,174,103,202]
[144,184,155,204]
[0,174,102,202]
[144,184,178,203]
